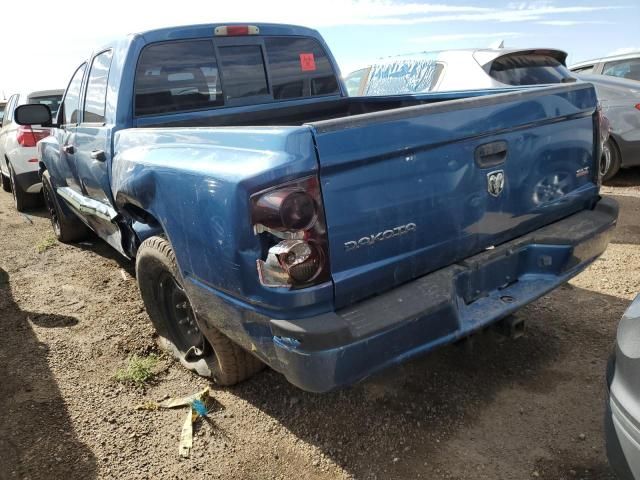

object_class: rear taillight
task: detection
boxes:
[251,176,329,288]
[635,103,640,111]
[16,126,49,147]
[214,25,259,36]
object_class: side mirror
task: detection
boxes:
[14,104,52,126]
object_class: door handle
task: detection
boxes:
[90,150,106,162]
[63,145,75,154]
[475,141,508,168]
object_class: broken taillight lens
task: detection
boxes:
[250,176,329,288]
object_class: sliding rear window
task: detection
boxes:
[264,37,339,99]
[134,36,340,116]
[489,54,573,86]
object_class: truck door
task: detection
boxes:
[57,63,86,193]
[74,50,113,208]
[71,50,124,246]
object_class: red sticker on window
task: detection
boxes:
[300,53,316,72]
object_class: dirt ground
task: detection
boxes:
[1,171,639,480]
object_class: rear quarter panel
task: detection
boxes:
[112,126,334,317]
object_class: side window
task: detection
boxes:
[61,64,87,125]
[603,59,640,81]
[83,50,113,123]
[2,95,17,127]
[217,45,268,101]
[344,68,369,96]
[135,40,222,116]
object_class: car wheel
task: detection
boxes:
[8,164,38,212]
[601,138,621,182]
[136,236,264,386]
[42,171,89,242]
[1,171,11,192]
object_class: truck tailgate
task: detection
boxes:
[309,84,600,308]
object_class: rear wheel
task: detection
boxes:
[42,171,89,242]
[136,236,264,385]
[9,164,39,212]
[601,138,621,182]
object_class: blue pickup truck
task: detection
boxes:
[14,23,618,392]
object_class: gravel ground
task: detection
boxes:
[1,170,639,480]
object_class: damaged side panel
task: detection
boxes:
[111,126,334,348]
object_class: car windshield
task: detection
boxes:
[28,94,63,116]
[0,104,5,123]
[489,54,573,85]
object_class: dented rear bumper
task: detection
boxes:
[190,197,618,392]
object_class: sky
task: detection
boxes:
[1,0,638,98]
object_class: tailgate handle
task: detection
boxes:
[475,141,508,168]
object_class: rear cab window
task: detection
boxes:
[134,35,340,117]
[489,54,573,85]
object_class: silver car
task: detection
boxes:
[0,89,63,211]
[570,51,640,82]
[576,74,640,181]
[344,48,574,96]
[606,295,640,480]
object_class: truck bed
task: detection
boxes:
[132,86,525,128]
[115,82,600,311]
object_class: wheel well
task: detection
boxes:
[607,135,622,161]
[121,203,160,227]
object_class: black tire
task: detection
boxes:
[1,171,11,192]
[136,236,264,385]
[601,138,622,182]
[42,171,89,242]
[9,164,39,212]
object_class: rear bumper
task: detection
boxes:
[605,384,637,480]
[191,197,618,392]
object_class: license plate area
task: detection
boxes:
[457,244,573,304]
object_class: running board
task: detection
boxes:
[56,186,118,222]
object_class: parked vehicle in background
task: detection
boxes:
[344,48,574,96]
[27,90,64,118]
[570,51,640,82]
[0,89,63,211]
[606,295,640,480]
[0,100,6,125]
[575,74,640,180]
[17,23,617,393]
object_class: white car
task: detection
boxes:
[344,48,573,96]
[570,51,640,82]
[0,90,63,211]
